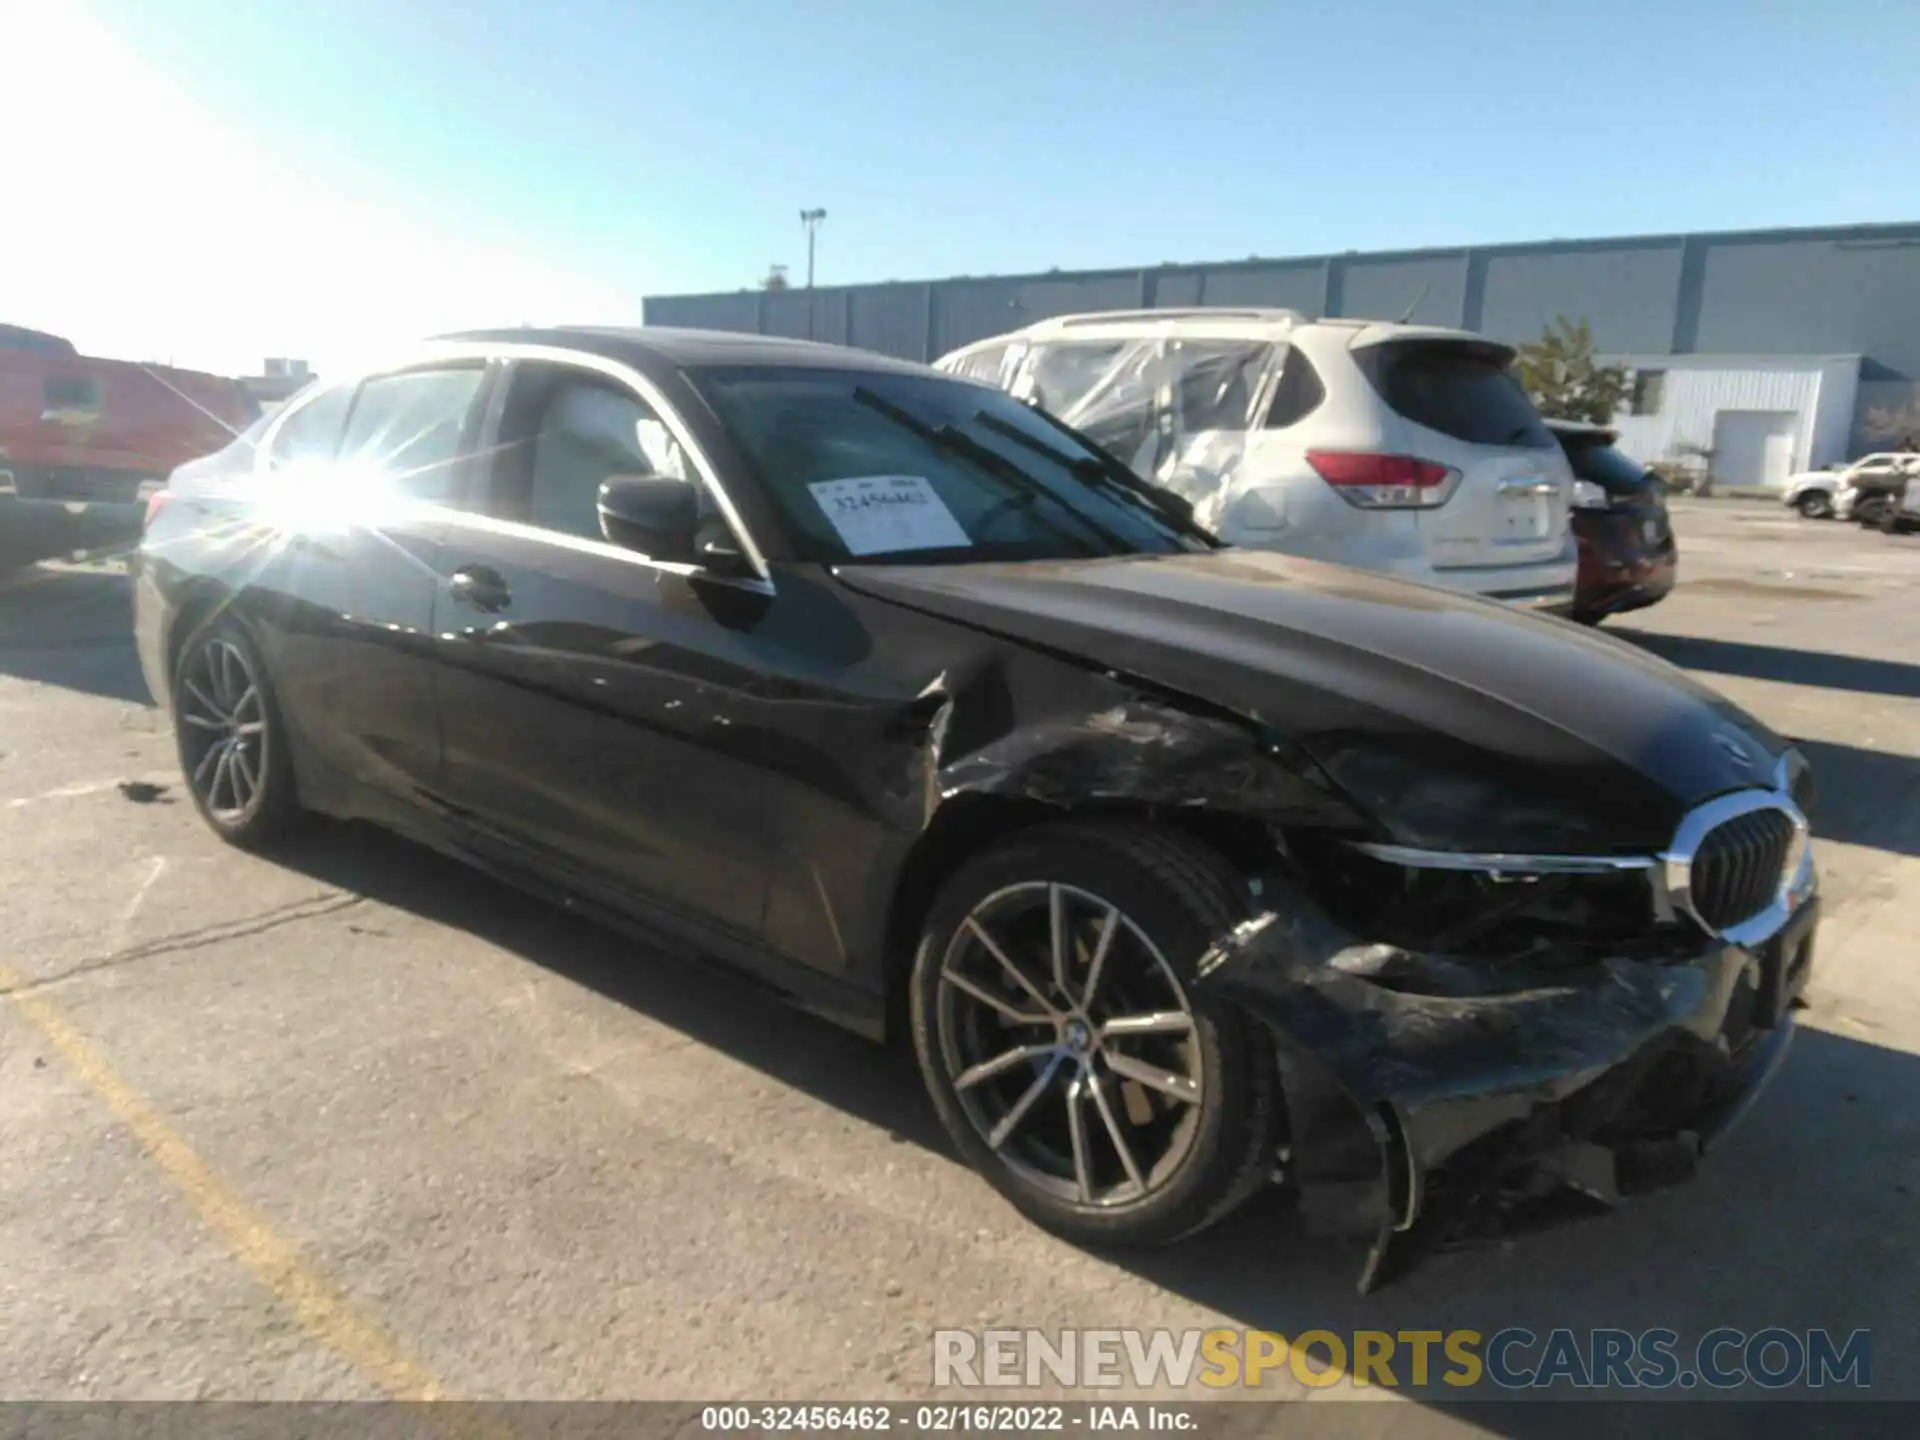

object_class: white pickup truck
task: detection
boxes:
[1782,452,1920,520]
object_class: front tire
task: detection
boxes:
[909,822,1281,1248]
[171,614,305,848]
[1795,491,1834,520]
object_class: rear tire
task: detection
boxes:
[1795,492,1834,520]
[909,821,1281,1248]
[171,614,306,848]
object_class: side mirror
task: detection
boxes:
[598,474,697,563]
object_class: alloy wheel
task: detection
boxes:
[178,636,269,823]
[934,881,1204,1207]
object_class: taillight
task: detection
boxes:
[142,489,172,529]
[1306,451,1461,509]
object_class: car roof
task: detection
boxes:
[430,325,934,376]
[950,310,1498,358]
[1003,308,1314,343]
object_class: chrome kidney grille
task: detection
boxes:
[1688,808,1799,932]
[1663,782,1812,946]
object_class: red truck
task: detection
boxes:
[2,324,260,573]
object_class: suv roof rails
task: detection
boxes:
[1051,307,1306,327]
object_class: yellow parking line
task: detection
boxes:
[1,961,448,1402]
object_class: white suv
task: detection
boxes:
[936,309,1576,610]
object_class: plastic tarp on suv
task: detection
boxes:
[1013,335,1286,535]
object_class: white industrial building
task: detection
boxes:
[1603,354,1861,490]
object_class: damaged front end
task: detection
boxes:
[833,538,1822,1289]
[1197,801,1819,1292]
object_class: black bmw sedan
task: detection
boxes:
[133,328,1819,1288]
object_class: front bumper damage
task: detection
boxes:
[1195,882,1818,1292]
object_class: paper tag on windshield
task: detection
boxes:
[809,475,970,556]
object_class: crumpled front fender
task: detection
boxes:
[934,691,1356,824]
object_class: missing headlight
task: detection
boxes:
[1287,835,1689,965]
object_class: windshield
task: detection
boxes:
[694,366,1214,565]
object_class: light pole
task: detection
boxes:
[800,207,827,338]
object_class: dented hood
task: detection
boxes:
[835,549,1786,852]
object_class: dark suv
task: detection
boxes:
[1550,421,1678,624]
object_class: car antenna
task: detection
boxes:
[1399,281,1431,324]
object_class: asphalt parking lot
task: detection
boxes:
[3,500,1917,1429]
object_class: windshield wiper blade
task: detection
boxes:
[850,386,1120,554]
[973,412,1155,507]
[989,408,1217,544]
[851,385,1059,509]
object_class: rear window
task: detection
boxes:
[1561,437,1653,493]
[172,410,276,481]
[1264,349,1326,428]
[1359,342,1555,450]
[1,325,76,355]
[267,385,353,469]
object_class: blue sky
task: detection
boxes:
[3,0,1914,371]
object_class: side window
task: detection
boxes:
[266,385,353,470]
[1167,341,1275,434]
[953,343,1011,388]
[337,367,485,501]
[1264,348,1327,429]
[43,375,103,415]
[525,376,697,542]
[1024,340,1132,417]
[1024,339,1161,472]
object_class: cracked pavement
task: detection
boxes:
[1,508,1918,1432]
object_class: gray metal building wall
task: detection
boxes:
[644,223,1920,451]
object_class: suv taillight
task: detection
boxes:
[142,489,172,529]
[1306,451,1461,510]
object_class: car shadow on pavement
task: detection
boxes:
[278,821,1916,1428]
[0,563,152,707]
[282,820,949,1151]
[1617,628,1920,701]
[1793,738,1920,859]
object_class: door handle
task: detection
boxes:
[448,564,511,614]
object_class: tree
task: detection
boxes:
[1513,316,1629,426]
[760,264,791,291]
[1863,398,1920,449]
